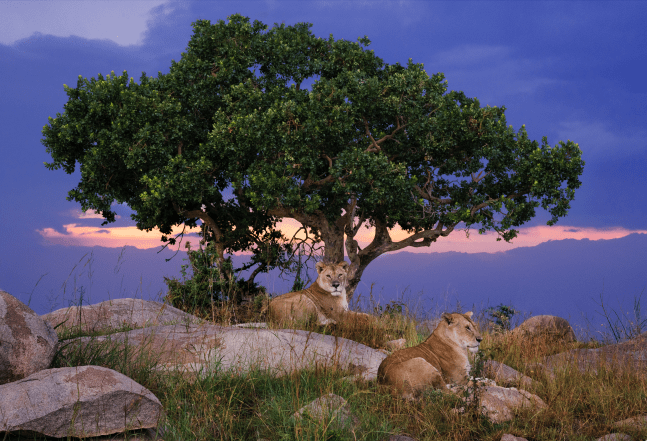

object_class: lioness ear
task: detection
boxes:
[338,261,349,271]
[441,313,453,323]
[316,261,325,274]
[464,311,473,318]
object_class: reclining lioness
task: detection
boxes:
[378,311,482,399]
[268,261,374,326]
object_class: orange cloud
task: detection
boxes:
[276,219,647,254]
[38,210,647,254]
[37,223,203,250]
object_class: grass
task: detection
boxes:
[4,253,647,441]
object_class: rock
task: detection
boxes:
[233,322,268,328]
[383,436,419,441]
[449,382,547,424]
[416,318,441,336]
[0,290,58,384]
[42,298,202,334]
[612,414,647,430]
[384,338,406,351]
[0,366,163,438]
[512,315,576,342]
[0,429,163,441]
[537,333,647,376]
[292,393,359,431]
[61,324,387,381]
[483,360,538,389]
[501,435,529,441]
[595,434,634,441]
[479,385,547,423]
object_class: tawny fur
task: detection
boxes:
[268,261,374,326]
[377,311,482,399]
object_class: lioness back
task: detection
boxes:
[377,311,482,399]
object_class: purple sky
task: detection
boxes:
[1,1,646,330]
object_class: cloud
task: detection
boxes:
[71,209,120,220]
[38,208,647,254]
[275,219,647,255]
[429,44,560,103]
[36,223,202,250]
[0,0,169,47]
[556,120,646,157]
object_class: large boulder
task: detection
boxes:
[0,365,163,438]
[61,324,387,381]
[42,298,203,334]
[511,315,576,342]
[0,290,58,384]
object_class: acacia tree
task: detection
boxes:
[209,45,585,300]
[43,14,585,301]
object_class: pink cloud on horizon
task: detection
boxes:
[37,210,647,254]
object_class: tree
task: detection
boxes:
[43,14,585,301]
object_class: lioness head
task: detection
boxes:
[441,311,482,353]
[315,261,349,297]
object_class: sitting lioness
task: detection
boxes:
[268,261,374,326]
[377,311,482,399]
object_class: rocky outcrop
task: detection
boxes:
[512,315,576,342]
[536,332,647,376]
[42,298,202,334]
[0,290,58,384]
[0,366,163,438]
[60,323,387,381]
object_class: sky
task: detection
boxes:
[1,1,646,331]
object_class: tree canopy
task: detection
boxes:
[43,14,585,299]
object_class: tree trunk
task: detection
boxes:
[269,206,457,303]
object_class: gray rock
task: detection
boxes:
[595,434,634,441]
[512,315,576,342]
[537,333,647,376]
[501,435,529,441]
[612,413,647,430]
[483,360,537,389]
[416,318,441,336]
[479,385,547,423]
[0,366,163,438]
[383,436,419,441]
[0,290,58,384]
[384,338,406,351]
[42,298,202,334]
[449,382,547,424]
[293,393,359,431]
[61,323,387,381]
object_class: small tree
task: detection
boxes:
[486,304,519,332]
